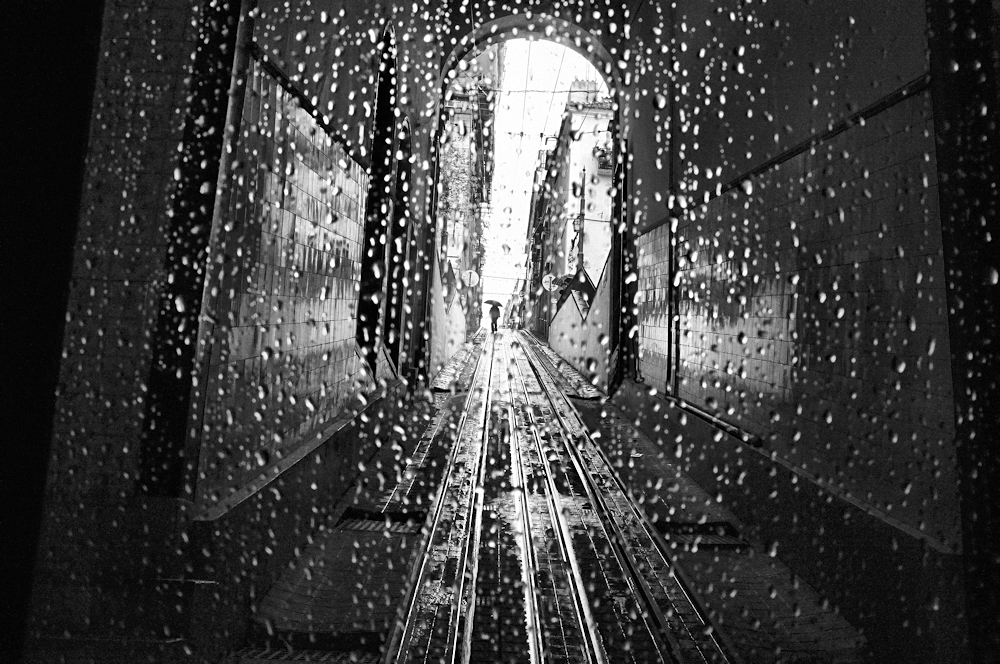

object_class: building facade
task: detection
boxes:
[437,44,505,336]
[525,81,614,337]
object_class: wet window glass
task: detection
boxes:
[16,1,998,663]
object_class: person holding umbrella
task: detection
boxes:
[484,300,503,334]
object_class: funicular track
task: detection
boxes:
[384,331,737,664]
[514,332,738,664]
[384,332,496,664]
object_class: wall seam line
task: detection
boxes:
[193,377,406,521]
[247,41,369,170]
[639,72,932,238]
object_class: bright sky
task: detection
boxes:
[478,39,608,321]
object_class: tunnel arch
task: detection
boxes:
[438,14,625,111]
[423,14,637,389]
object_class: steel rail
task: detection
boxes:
[438,336,497,664]
[451,337,496,664]
[488,335,545,664]
[507,334,607,664]
[516,339,681,663]
[518,334,735,664]
[383,337,495,664]
[525,333,740,663]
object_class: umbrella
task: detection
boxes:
[483,300,503,307]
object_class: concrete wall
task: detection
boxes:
[631,0,960,551]
[26,0,419,651]
[619,0,931,239]
[622,1,981,655]
[609,381,968,664]
[670,90,957,548]
[28,0,197,606]
[26,0,206,648]
[44,0,200,499]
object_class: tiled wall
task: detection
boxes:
[636,230,672,391]
[192,57,370,507]
[637,91,960,548]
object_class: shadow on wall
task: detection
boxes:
[549,258,613,392]
[665,90,960,553]
[429,257,472,382]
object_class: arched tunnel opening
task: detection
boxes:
[12,2,998,663]
[430,33,631,394]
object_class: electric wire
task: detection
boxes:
[514,39,532,159]
[540,46,569,141]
